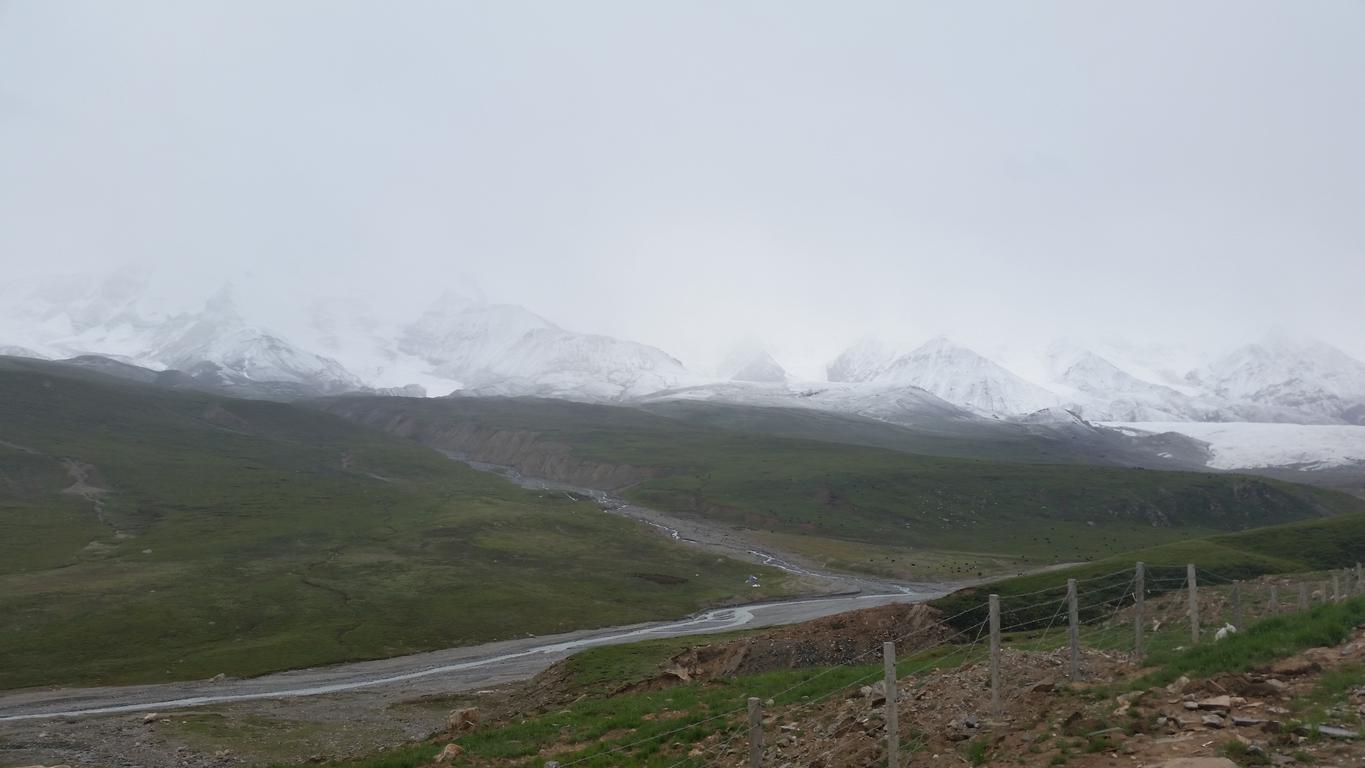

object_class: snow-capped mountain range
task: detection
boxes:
[0,273,693,401]
[3,272,1364,473]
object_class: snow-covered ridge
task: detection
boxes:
[866,336,1059,416]
[1106,422,1365,471]
[0,273,691,402]
[824,334,1365,427]
[4,269,1365,478]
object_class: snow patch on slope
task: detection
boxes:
[1105,421,1365,470]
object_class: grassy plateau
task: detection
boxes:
[0,359,793,689]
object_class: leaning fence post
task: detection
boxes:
[1299,582,1309,612]
[989,594,1001,716]
[1231,581,1243,629]
[883,641,898,767]
[748,697,762,768]
[1268,584,1278,616]
[1066,579,1080,678]
[1187,564,1200,645]
[1133,562,1145,660]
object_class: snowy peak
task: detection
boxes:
[1198,335,1365,424]
[2,276,366,396]
[1043,343,1211,422]
[399,295,555,376]
[826,336,896,383]
[143,284,365,394]
[397,293,689,402]
[717,342,787,383]
[870,337,1059,416]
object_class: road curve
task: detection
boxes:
[0,589,942,722]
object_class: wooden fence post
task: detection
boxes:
[1357,562,1363,596]
[1231,581,1243,629]
[1320,581,1329,604]
[1066,578,1080,678]
[1268,584,1278,616]
[989,594,1001,716]
[748,697,762,768]
[883,641,898,768]
[1187,564,1200,645]
[1133,562,1145,660]
[1333,572,1341,603]
[1298,582,1309,612]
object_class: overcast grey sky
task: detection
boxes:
[1,0,1361,374]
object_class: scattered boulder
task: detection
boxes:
[432,743,464,765]
[447,707,480,731]
[1197,695,1232,711]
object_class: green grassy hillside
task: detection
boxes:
[933,511,1365,629]
[319,397,1365,576]
[0,359,792,689]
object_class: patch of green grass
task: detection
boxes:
[752,530,1038,580]
[1084,734,1116,753]
[268,744,441,768]
[0,362,795,688]
[965,736,991,765]
[934,513,1365,632]
[549,630,753,696]
[1137,597,1365,687]
[1289,661,1365,727]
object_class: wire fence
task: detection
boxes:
[527,560,1365,767]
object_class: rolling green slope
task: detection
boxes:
[318,397,1365,575]
[0,359,792,689]
[932,511,1365,630]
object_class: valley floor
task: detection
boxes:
[0,593,946,767]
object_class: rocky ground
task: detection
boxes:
[675,629,1365,767]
